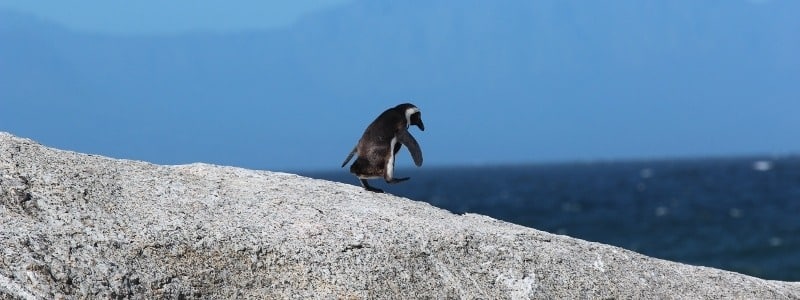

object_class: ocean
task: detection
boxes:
[303,156,800,281]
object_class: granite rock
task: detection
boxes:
[1,132,799,299]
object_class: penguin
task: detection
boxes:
[341,103,425,193]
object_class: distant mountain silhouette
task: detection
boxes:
[1,1,798,169]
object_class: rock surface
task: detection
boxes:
[1,131,799,299]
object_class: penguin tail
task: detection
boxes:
[341,146,357,168]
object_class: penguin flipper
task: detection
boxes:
[397,129,423,167]
[387,177,409,184]
[341,146,357,168]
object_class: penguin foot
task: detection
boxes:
[360,179,384,193]
[364,186,384,193]
[387,177,410,184]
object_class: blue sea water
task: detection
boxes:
[304,156,800,281]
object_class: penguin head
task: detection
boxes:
[398,103,425,131]
[410,111,424,131]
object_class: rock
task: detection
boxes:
[1,131,798,299]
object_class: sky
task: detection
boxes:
[0,0,352,34]
[0,0,798,172]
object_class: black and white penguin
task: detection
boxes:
[341,103,425,193]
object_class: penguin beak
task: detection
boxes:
[411,113,425,131]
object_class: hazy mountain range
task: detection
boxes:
[1,0,798,170]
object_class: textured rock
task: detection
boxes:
[1,131,798,299]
